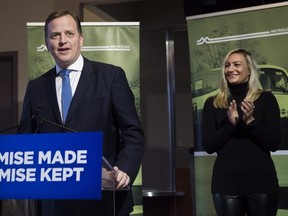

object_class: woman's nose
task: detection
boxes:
[227,64,235,71]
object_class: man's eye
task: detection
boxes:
[50,34,59,39]
[67,32,74,37]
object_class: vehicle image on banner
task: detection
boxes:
[192,64,288,150]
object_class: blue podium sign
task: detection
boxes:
[0,132,102,199]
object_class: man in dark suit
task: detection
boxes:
[18,9,144,216]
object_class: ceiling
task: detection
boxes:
[83,0,288,22]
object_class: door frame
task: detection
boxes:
[0,51,18,133]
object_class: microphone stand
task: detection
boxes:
[32,114,76,216]
[17,113,119,216]
[1,106,45,134]
[0,111,38,134]
[0,125,19,134]
[35,115,76,133]
[35,114,118,186]
[35,115,111,176]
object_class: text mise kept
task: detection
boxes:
[0,132,102,199]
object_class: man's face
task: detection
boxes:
[45,15,84,68]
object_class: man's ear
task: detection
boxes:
[45,41,50,52]
[80,34,84,47]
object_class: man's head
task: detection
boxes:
[44,9,84,68]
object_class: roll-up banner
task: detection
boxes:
[187,3,288,215]
[27,22,141,114]
[25,22,142,215]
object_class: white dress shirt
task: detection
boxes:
[55,55,84,120]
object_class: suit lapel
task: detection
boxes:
[44,68,62,123]
[65,58,97,123]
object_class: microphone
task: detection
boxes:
[34,105,43,115]
[28,107,118,190]
[17,106,43,133]
[0,125,19,134]
[35,115,76,133]
[34,106,76,133]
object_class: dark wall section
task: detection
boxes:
[184,0,288,16]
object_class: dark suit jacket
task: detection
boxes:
[19,57,145,216]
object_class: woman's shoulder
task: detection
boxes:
[260,90,276,98]
[205,95,215,102]
[203,95,216,108]
[258,90,278,103]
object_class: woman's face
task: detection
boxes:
[224,53,250,85]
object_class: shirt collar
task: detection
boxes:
[56,55,84,74]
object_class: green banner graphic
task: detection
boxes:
[27,22,140,114]
[26,22,142,215]
[187,3,288,215]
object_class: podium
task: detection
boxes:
[27,156,118,216]
[0,132,120,216]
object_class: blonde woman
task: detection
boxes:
[202,48,280,216]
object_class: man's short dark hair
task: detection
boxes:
[44,9,82,40]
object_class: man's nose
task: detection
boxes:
[59,34,67,44]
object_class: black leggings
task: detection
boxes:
[212,193,278,216]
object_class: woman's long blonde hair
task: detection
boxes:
[213,48,263,108]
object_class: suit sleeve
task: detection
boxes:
[111,67,145,183]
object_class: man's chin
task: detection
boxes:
[56,58,71,68]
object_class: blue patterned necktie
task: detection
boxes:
[60,69,72,123]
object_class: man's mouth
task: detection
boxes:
[58,48,70,53]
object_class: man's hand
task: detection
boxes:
[113,166,130,189]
